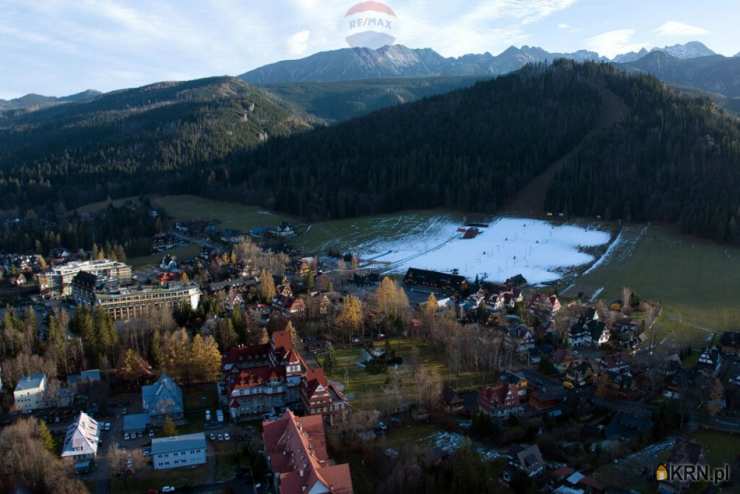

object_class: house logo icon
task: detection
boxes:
[344,1,398,49]
[656,464,669,481]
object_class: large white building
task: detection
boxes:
[39,259,132,297]
[151,432,207,470]
[14,373,47,412]
[93,284,201,321]
[61,412,100,463]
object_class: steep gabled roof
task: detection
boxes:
[142,373,183,416]
[262,410,353,494]
[61,412,99,457]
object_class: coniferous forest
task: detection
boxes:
[2,61,740,246]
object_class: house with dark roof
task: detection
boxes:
[720,331,740,356]
[403,268,468,294]
[564,360,595,389]
[697,347,722,376]
[142,374,183,424]
[262,410,353,494]
[605,411,653,441]
[508,444,545,477]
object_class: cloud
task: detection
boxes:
[397,0,576,57]
[0,0,577,97]
[655,21,708,37]
[287,30,311,56]
[586,28,641,58]
[558,23,571,29]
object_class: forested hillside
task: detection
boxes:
[209,61,740,244]
[545,69,740,243]
[210,61,603,217]
[0,77,316,210]
[263,76,484,122]
[3,61,740,246]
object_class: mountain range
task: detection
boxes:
[4,41,732,121]
[240,44,606,84]
[241,42,719,85]
[0,89,101,113]
[612,41,716,63]
[621,51,740,98]
[237,42,740,120]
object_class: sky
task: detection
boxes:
[1,0,738,99]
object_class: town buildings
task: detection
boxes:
[142,374,184,425]
[61,412,100,469]
[78,283,201,321]
[38,259,132,297]
[479,372,528,418]
[14,372,47,412]
[262,410,353,494]
[221,328,349,423]
[151,432,207,470]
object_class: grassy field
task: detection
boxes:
[128,243,201,268]
[689,430,740,466]
[296,210,460,254]
[151,195,292,231]
[152,194,457,254]
[75,195,141,214]
[327,338,492,411]
[563,224,740,346]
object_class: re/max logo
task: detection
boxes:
[348,18,393,30]
[657,463,731,484]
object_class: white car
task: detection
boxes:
[209,433,216,441]
[224,432,231,441]
[161,486,176,493]
[205,410,211,422]
[123,432,130,440]
[217,433,224,441]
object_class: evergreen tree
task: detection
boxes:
[38,420,56,454]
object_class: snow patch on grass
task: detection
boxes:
[360,217,611,284]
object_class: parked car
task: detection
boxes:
[216,409,224,423]
[217,433,224,441]
[161,486,176,493]
[205,410,211,422]
[224,432,231,441]
[148,430,155,438]
[209,433,216,441]
[123,433,130,440]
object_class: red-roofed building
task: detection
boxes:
[302,367,350,425]
[263,410,353,494]
[479,378,527,418]
[221,329,349,423]
[221,330,304,421]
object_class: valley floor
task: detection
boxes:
[141,194,740,344]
